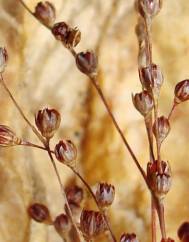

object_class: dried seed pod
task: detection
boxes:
[178,222,189,241]
[52,22,81,47]
[54,214,71,237]
[28,203,51,223]
[34,1,56,27]
[174,79,189,103]
[139,63,164,97]
[80,210,107,239]
[55,139,77,166]
[65,185,84,205]
[35,108,61,139]
[161,238,175,242]
[132,90,153,117]
[76,51,98,75]
[136,0,162,18]
[0,125,21,147]
[153,116,170,144]
[181,234,189,242]
[120,233,139,242]
[0,47,8,73]
[95,183,115,208]
[147,160,171,199]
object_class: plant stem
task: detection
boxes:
[168,101,177,120]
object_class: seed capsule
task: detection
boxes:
[80,210,107,239]
[35,108,61,139]
[136,0,162,18]
[120,233,139,242]
[0,47,8,73]
[34,1,56,27]
[132,90,153,117]
[153,116,170,144]
[55,140,77,166]
[178,222,189,241]
[174,79,189,103]
[54,214,71,237]
[147,160,171,199]
[76,51,98,75]
[65,185,84,205]
[95,183,115,208]
[0,125,21,147]
[28,203,51,223]
[161,238,175,242]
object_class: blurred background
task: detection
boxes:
[0,0,189,241]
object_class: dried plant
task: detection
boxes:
[0,1,189,242]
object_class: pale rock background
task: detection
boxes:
[0,0,189,242]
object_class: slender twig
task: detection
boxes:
[168,101,178,120]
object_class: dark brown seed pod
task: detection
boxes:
[0,47,8,73]
[0,125,21,147]
[67,27,81,48]
[65,185,84,205]
[95,183,115,208]
[147,160,171,199]
[178,222,189,241]
[28,203,51,223]
[76,51,98,75]
[120,233,139,242]
[35,108,61,139]
[161,238,175,242]
[55,140,77,166]
[80,210,107,239]
[132,90,153,117]
[135,0,162,18]
[34,1,56,27]
[153,116,170,144]
[174,79,189,103]
[54,214,71,237]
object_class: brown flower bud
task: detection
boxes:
[76,51,98,75]
[54,214,71,237]
[65,185,84,205]
[136,0,162,18]
[34,1,56,27]
[52,22,81,48]
[35,108,61,139]
[28,203,51,223]
[120,233,139,242]
[0,125,21,147]
[0,47,8,73]
[139,64,164,97]
[80,210,107,239]
[178,222,189,241]
[147,160,171,199]
[174,79,189,103]
[95,183,115,208]
[132,90,153,117]
[161,238,175,242]
[153,116,170,144]
[55,140,77,166]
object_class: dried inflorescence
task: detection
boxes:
[95,183,115,208]
[135,0,162,18]
[152,116,170,144]
[66,185,84,205]
[120,233,139,242]
[174,79,189,104]
[0,125,21,147]
[54,213,71,237]
[28,203,52,224]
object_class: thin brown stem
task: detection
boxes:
[168,101,177,120]
[151,197,157,242]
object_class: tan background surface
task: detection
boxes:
[0,0,189,241]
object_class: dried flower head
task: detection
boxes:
[147,160,171,199]
[28,203,51,223]
[76,51,98,76]
[174,79,189,103]
[0,125,21,147]
[55,139,77,166]
[35,108,61,139]
[153,116,170,144]
[65,185,84,205]
[178,222,189,241]
[161,238,175,242]
[139,64,164,97]
[120,233,139,242]
[80,210,107,239]
[54,214,71,237]
[132,90,153,117]
[0,47,8,73]
[136,0,162,18]
[34,1,56,27]
[95,183,115,208]
[52,22,81,48]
